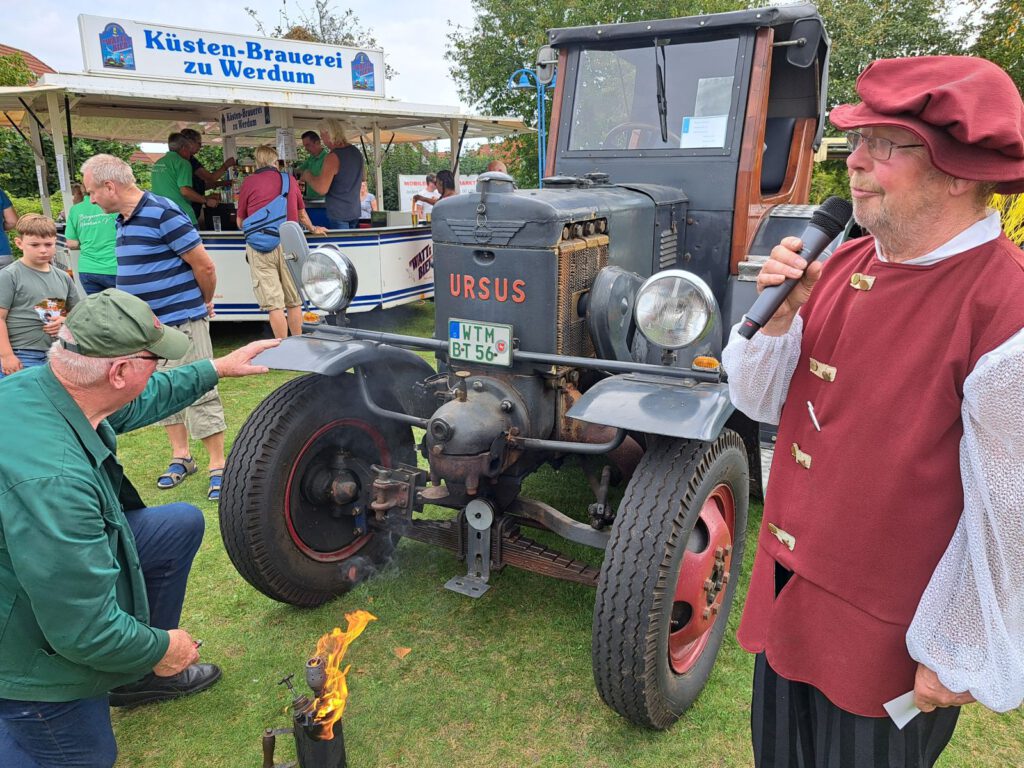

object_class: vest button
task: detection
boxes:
[809,357,837,382]
[768,522,796,551]
[791,442,812,469]
[849,272,876,291]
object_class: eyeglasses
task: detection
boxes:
[846,130,924,161]
[125,353,160,363]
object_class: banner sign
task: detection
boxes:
[79,15,385,97]
[219,105,277,136]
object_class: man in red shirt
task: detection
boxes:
[236,145,326,338]
[724,56,1024,767]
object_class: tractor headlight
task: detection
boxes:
[301,245,357,313]
[634,270,715,349]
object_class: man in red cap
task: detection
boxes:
[723,56,1024,766]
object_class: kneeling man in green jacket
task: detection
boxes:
[0,289,277,767]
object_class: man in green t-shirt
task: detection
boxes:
[65,193,118,295]
[151,133,217,226]
[296,130,330,201]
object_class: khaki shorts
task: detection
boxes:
[247,244,301,311]
[156,316,227,439]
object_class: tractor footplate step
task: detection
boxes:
[445,499,494,598]
[444,574,491,598]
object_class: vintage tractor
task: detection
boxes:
[220,3,833,729]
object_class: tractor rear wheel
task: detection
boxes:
[219,373,414,607]
[592,430,748,729]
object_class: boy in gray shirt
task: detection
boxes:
[0,214,80,377]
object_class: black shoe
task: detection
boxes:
[109,663,222,708]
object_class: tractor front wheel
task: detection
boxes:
[592,430,748,729]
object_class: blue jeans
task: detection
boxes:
[0,502,204,766]
[78,273,116,296]
[0,349,48,379]
[0,697,116,768]
[329,218,359,230]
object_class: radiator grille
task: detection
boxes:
[556,235,608,357]
[659,228,678,269]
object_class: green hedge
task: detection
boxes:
[4,193,65,258]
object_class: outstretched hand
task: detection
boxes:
[213,339,281,378]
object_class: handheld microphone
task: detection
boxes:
[737,196,853,339]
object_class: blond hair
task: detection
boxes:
[81,154,136,186]
[319,118,349,147]
[254,144,280,169]
[15,213,57,239]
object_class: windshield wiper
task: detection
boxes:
[655,39,669,144]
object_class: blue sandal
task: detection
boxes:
[157,457,197,489]
[208,469,224,501]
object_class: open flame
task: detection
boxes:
[310,610,377,740]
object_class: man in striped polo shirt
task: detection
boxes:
[82,154,227,501]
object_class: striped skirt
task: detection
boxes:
[751,651,960,767]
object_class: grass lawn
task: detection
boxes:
[111,303,1023,767]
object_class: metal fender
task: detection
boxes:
[567,374,735,442]
[253,333,438,419]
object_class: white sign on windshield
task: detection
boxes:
[78,15,385,97]
[679,115,729,148]
[679,75,734,148]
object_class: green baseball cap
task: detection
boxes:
[63,289,190,360]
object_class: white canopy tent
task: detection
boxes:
[0,71,527,219]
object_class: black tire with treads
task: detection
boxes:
[592,430,748,729]
[219,373,414,607]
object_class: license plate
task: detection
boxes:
[448,318,513,367]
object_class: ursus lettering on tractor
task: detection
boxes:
[220,3,832,728]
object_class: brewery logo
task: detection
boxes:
[99,23,136,70]
[351,52,375,92]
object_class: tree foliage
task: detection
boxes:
[971,0,1024,91]
[0,131,150,198]
[447,0,971,187]
[246,0,398,78]
[0,53,34,87]
[815,0,968,110]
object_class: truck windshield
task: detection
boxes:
[568,37,740,152]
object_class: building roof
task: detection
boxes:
[129,150,165,165]
[0,44,56,79]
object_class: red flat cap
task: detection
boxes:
[830,56,1024,193]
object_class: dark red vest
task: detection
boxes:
[737,233,1024,716]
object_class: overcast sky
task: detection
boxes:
[3,0,478,107]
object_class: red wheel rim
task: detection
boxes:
[668,482,736,674]
[283,418,391,563]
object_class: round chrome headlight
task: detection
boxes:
[634,270,715,349]
[301,244,357,312]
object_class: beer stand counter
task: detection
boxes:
[0,18,525,318]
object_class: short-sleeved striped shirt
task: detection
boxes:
[115,191,207,326]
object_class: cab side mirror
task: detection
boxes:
[785,18,825,69]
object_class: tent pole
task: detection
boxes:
[372,121,383,206]
[45,91,72,221]
[27,113,52,219]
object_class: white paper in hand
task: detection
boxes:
[883,690,921,729]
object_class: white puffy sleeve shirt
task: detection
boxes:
[721,212,1024,712]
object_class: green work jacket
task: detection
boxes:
[0,361,219,702]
